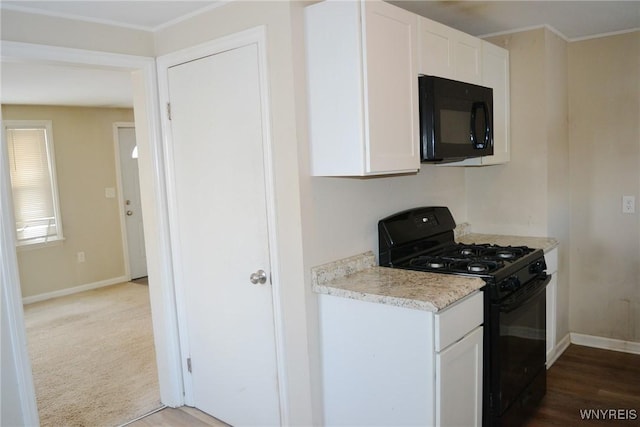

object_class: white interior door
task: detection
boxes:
[166,43,280,425]
[117,126,147,279]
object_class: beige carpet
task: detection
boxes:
[23,282,162,427]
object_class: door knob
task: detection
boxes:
[126,210,133,216]
[249,269,267,285]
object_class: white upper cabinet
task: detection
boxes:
[481,41,510,165]
[305,0,419,176]
[448,41,511,166]
[418,16,482,85]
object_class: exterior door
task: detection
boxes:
[117,126,147,279]
[166,43,280,425]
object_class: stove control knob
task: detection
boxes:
[529,260,546,274]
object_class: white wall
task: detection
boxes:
[154,1,315,423]
[568,31,640,341]
[466,29,551,237]
[2,105,134,298]
[468,28,640,346]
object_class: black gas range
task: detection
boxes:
[379,206,549,427]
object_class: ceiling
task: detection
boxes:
[0,1,223,31]
[1,1,638,108]
[391,1,640,40]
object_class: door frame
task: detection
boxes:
[113,121,146,281]
[0,41,184,424]
[156,26,289,422]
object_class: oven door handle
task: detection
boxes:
[500,274,551,313]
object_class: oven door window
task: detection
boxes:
[496,287,546,413]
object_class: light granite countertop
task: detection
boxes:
[457,233,559,253]
[311,230,557,312]
[311,252,485,312]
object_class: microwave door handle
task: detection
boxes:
[482,102,491,149]
[470,103,478,148]
[470,102,490,149]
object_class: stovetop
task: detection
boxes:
[402,243,537,278]
[378,207,548,300]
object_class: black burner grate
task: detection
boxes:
[408,255,503,274]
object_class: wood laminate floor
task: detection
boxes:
[126,406,229,427]
[524,344,640,426]
[130,344,640,426]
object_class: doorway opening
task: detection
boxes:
[1,41,183,425]
[115,122,148,281]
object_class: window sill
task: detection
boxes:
[16,237,65,252]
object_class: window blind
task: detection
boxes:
[6,126,60,243]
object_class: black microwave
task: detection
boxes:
[419,75,494,163]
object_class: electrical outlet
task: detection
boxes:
[77,251,86,263]
[622,196,635,214]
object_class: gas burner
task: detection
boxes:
[427,260,446,269]
[451,244,532,262]
[495,249,516,259]
[467,262,490,273]
[409,256,448,269]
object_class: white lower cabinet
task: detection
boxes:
[319,291,483,426]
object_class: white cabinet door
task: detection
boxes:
[455,32,483,85]
[364,0,419,173]
[319,295,435,426]
[418,17,454,78]
[305,0,419,176]
[418,16,482,85]
[436,326,483,427]
[479,41,510,165]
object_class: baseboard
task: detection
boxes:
[22,275,129,304]
[547,333,571,368]
[570,332,640,355]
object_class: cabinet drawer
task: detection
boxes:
[435,291,483,352]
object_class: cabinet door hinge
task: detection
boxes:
[187,357,192,373]
[167,102,172,120]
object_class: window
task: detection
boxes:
[4,120,64,246]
